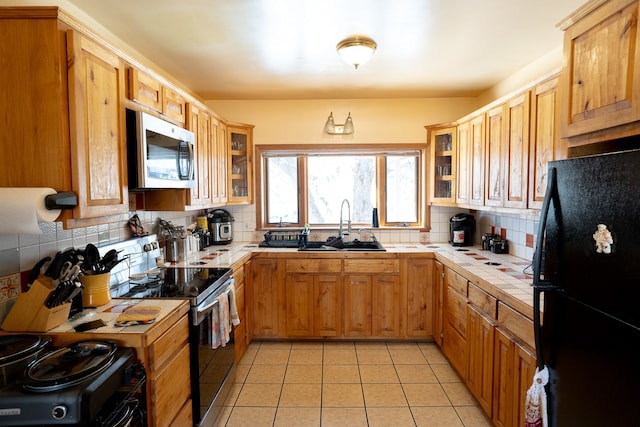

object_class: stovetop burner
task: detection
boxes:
[114,267,233,306]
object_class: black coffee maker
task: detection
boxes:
[449,213,475,246]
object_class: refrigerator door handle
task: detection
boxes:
[533,166,557,370]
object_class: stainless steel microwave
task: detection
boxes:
[126,109,196,189]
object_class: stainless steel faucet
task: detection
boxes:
[339,199,351,239]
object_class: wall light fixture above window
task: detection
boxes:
[324,112,354,135]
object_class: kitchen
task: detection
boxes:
[1,0,640,426]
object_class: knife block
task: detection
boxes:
[1,277,71,332]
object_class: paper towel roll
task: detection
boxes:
[0,188,62,234]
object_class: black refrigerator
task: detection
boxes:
[533,149,640,426]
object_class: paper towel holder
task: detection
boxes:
[44,192,77,210]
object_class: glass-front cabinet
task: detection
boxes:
[426,124,457,205]
[227,123,254,204]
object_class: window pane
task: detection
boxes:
[386,156,418,223]
[307,156,376,224]
[266,157,299,224]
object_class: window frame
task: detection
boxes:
[256,144,427,230]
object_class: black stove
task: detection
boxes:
[116,267,233,307]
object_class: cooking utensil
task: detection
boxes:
[27,256,51,286]
[84,243,100,273]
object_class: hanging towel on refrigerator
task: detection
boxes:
[525,366,549,427]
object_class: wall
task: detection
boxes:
[208,98,478,146]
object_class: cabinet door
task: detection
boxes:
[186,104,212,207]
[127,68,162,112]
[286,274,314,336]
[529,76,560,209]
[469,114,485,206]
[492,328,515,427]
[313,275,342,337]
[67,31,128,219]
[371,275,401,337]
[210,118,228,205]
[251,258,281,337]
[513,342,536,427]
[433,260,444,346]
[504,93,530,209]
[162,86,186,124]
[343,275,372,337]
[405,257,434,338]
[227,124,254,205]
[467,304,495,417]
[456,121,471,205]
[560,0,640,138]
[428,126,456,205]
[485,106,505,207]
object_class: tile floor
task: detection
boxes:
[218,341,493,426]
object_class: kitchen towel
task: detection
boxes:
[525,366,549,427]
[0,187,61,234]
[228,282,240,327]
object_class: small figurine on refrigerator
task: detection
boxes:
[593,223,613,254]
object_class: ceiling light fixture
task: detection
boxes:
[336,36,377,69]
[324,112,354,135]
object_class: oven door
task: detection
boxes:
[190,281,236,427]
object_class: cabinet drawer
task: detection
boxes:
[446,267,468,296]
[445,286,467,337]
[442,321,467,378]
[497,301,534,348]
[149,315,189,372]
[344,259,399,274]
[468,282,497,319]
[286,259,341,273]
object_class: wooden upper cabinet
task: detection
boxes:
[186,103,212,207]
[456,121,471,205]
[426,125,457,205]
[0,11,128,226]
[504,92,531,209]
[485,106,505,207]
[227,123,254,205]
[559,0,640,141]
[66,30,128,220]
[127,67,186,124]
[469,114,485,206]
[162,87,186,124]
[529,75,562,209]
[212,119,229,205]
[127,68,162,112]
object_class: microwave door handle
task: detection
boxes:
[176,141,193,180]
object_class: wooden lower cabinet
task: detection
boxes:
[286,273,342,337]
[442,268,468,378]
[150,343,191,427]
[343,275,372,337]
[404,256,434,338]
[467,304,496,416]
[232,261,248,362]
[433,260,445,346]
[493,328,537,427]
[250,258,284,338]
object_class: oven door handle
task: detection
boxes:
[193,288,232,323]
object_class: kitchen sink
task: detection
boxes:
[298,238,386,252]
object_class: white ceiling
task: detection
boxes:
[67,0,585,100]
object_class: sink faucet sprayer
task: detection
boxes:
[339,199,351,239]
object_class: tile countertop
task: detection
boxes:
[48,298,189,335]
[159,241,537,319]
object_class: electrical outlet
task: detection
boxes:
[8,274,20,298]
[0,277,8,302]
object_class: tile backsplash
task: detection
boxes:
[0,204,539,321]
